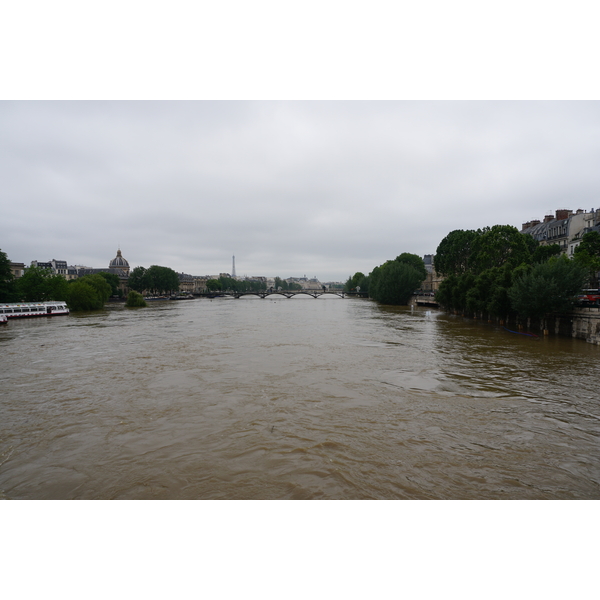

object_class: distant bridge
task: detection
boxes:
[196,290,347,299]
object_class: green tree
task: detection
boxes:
[0,249,17,302]
[434,229,480,276]
[16,266,69,302]
[99,272,121,297]
[369,260,425,305]
[125,290,147,307]
[471,225,532,274]
[575,230,600,257]
[395,253,427,280]
[486,264,518,318]
[508,256,588,319]
[218,275,237,291]
[206,278,222,291]
[463,265,515,318]
[76,274,112,304]
[356,272,370,292]
[573,231,600,287]
[16,266,51,301]
[46,273,69,301]
[522,233,539,257]
[450,272,476,312]
[531,243,561,264]
[344,271,368,292]
[128,266,151,293]
[67,280,105,311]
[248,279,267,292]
[146,265,180,295]
[434,274,457,310]
[274,278,301,291]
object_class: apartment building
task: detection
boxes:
[521,208,600,255]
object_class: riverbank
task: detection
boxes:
[424,301,600,345]
[562,306,600,345]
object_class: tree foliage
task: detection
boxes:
[369,260,425,305]
[242,279,268,292]
[434,223,589,321]
[532,243,561,264]
[77,274,112,304]
[575,230,600,257]
[206,278,222,291]
[273,277,301,291]
[64,274,112,311]
[573,231,600,286]
[470,225,533,274]
[128,266,151,293]
[145,265,180,295]
[0,249,17,302]
[434,229,480,276]
[16,266,69,302]
[215,276,271,292]
[66,280,105,311]
[125,290,147,307]
[98,272,121,297]
[508,256,588,319]
[344,272,369,292]
[435,225,533,277]
[395,253,427,280]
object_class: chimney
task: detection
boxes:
[544,214,554,223]
[555,209,570,220]
[522,222,531,230]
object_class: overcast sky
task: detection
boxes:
[2,101,599,281]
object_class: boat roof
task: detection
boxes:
[0,301,67,307]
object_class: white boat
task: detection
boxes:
[0,314,7,324]
[0,301,70,319]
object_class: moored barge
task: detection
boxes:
[0,301,70,319]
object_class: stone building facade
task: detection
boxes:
[422,254,444,293]
[10,262,25,279]
[521,208,600,256]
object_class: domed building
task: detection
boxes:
[76,248,131,296]
[109,249,130,275]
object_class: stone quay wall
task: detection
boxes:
[554,307,600,345]
[418,298,600,346]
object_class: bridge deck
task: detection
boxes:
[196,290,347,299]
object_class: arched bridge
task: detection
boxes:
[199,290,347,299]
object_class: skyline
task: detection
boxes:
[2,101,600,282]
[7,246,348,283]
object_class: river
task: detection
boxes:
[1,296,598,499]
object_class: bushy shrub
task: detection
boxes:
[125,290,147,307]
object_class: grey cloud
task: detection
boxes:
[2,101,599,281]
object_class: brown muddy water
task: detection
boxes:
[0,297,598,499]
